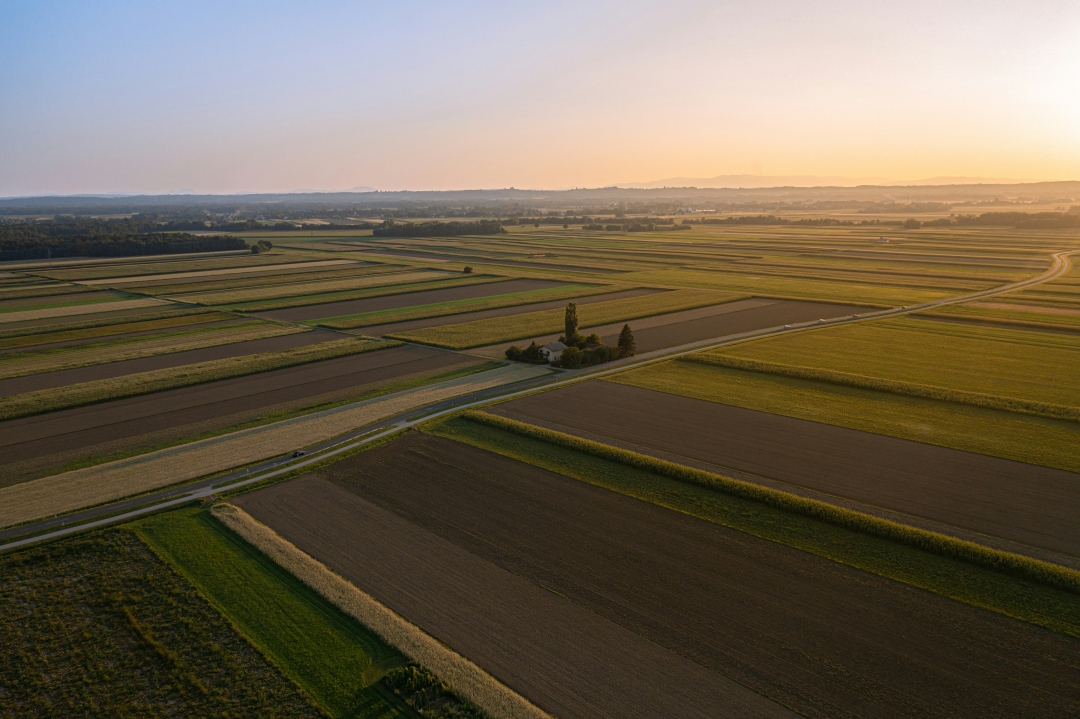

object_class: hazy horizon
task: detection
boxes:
[2,1,1078,196]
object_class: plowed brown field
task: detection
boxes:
[236,434,1080,719]
[234,474,794,719]
[0,345,473,485]
[491,381,1080,557]
[256,278,569,322]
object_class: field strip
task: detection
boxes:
[77,259,362,285]
[0,363,549,528]
[175,269,452,305]
[0,321,304,380]
[0,297,172,324]
[211,503,552,719]
[0,249,250,271]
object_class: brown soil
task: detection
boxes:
[0,329,341,396]
[362,288,663,336]
[0,345,472,486]
[234,473,794,719]
[255,278,570,322]
[238,433,1080,719]
[491,381,1080,557]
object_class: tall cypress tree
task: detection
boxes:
[617,324,636,358]
[564,303,579,342]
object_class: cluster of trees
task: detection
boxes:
[903,211,1080,230]
[685,216,905,227]
[504,304,636,368]
[250,240,274,254]
[371,220,506,237]
[0,218,247,261]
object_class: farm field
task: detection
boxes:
[34,249,332,281]
[0,295,171,323]
[80,257,361,285]
[175,268,457,306]
[133,507,412,718]
[470,297,864,357]
[0,343,472,487]
[0,362,545,529]
[0,327,346,396]
[236,432,1080,719]
[391,288,742,349]
[490,381,1080,557]
[0,317,306,382]
[234,471,791,719]
[257,276,570,322]
[0,308,229,350]
[706,316,1080,408]
[611,358,1080,472]
[0,527,322,717]
[360,287,659,336]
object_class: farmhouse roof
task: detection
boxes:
[543,341,567,351]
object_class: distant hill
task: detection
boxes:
[617,174,1039,189]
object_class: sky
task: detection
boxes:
[2,0,1079,195]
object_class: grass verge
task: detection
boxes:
[133,506,411,718]
[429,413,1080,637]
[0,336,399,421]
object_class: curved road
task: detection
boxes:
[2,248,1076,552]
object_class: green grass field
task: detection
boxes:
[0,308,229,350]
[36,250,317,281]
[611,360,1080,472]
[710,316,1080,407]
[923,303,1080,331]
[119,262,406,296]
[178,269,454,306]
[315,282,622,329]
[428,414,1080,638]
[390,288,744,349]
[0,527,323,717]
[134,506,411,718]
[0,290,135,314]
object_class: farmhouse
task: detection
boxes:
[538,341,567,362]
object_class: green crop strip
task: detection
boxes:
[428,412,1080,637]
[133,507,411,718]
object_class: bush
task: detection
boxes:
[250,239,273,254]
[559,346,583,369]
[463,265,473,274]
[903,218,922,229]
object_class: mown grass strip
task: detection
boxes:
[133,506,410,718]
[224,274,507,312]
[0,337,398,421]
[683,354,1080,422]
[316,283,621,329]
[457,411,1080,596]
[391,289,743,349]
[432,413,1080,637]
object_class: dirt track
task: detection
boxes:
[237,434,1080,719]
[0,329,340,396]
[0,345,473,486]
[256,278,569,322]
[491,381,1080,557]
[472,299,864,357]
[234,474,794,719]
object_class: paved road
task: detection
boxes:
[1,249,1075,552]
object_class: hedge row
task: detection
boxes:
[683,354,1080,423]
[461,410,1080,595]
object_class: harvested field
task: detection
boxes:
[0,528,321,717]
[392,288,741,349]
[234,473,792,719]
[0,327,336,396]
[0,297,171,324]
[79,258,361,285]
[259,277,570,322]
[0,362,546,527]
[0,319,304,381]
[238,435,1080,719]
[360,288,661,336]
[471,298,864,357]
[0,344,468,487]
[492,381,1080,557]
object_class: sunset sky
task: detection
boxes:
[2,1,1079,195]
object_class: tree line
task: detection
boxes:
[371,220,507,237]
[0,218,247,261]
